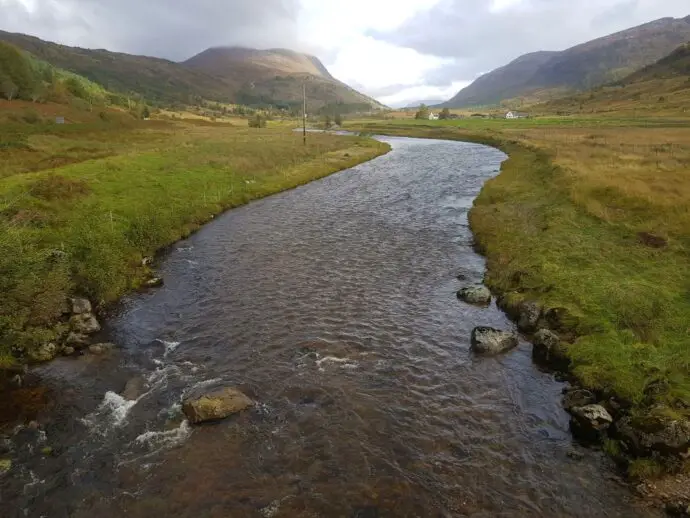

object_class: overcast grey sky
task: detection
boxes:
[1,0,689,106]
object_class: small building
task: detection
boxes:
[505,111,529,119]
[428,112,439,121]
[55,116,65,124]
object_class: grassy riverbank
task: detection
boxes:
[0,105,389,363]
[351,119,690,461]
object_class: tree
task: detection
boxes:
[439,108,451,120]
[334,113,343,126]
[0,76,18,101]
[324,114,332,129]
[415,104,430,120]
[142,105,151,119]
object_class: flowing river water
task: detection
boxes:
[1,136,660,517]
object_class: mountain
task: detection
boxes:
[183,46,383,112]
[538,42,690,116]
[0,31,384,111]
[442,16,690,108]
[0,30,231,104]
[441,51,558,108]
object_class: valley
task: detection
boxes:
[1,5,690,516]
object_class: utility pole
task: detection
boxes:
[302,81,307,146]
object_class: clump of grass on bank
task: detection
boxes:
[0,117,389,361]
[350,120,690,421]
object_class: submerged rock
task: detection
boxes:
[470,327,518,355]
[570,404,613,441]
[182,387,253,424]
[28,343,57,363]
[88,343,114,355]
[518,301,541,332]
[122,377,147,401]
[457,285,492,305]
[70,297,92,315]
[69,313,101,335]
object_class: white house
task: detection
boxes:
[506,111,529,119]
[428,112,439,121]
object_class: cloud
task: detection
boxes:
[1,0,302,60]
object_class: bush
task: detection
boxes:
[21,108,42,124]
[248,114,267,128]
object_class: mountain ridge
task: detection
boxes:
[441,15,690,108]
[0,30,383,111]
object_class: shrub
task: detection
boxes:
[248,114,267,128]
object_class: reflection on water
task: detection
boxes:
[1,137,658,517]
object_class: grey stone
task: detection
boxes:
[532,329,561,365]
[145,277,164,288]
[28,343,57,363]
[616,416,690,456]
[518,301,541,332]
[570,404,613,441]
[70,297,92,315]
[70,313,101,335]
[65,332,90,348]
[62,346,76,356]
[563,389,596,411]
[182,387,253,424]
[470,327,519,355]
[457,285,492,306]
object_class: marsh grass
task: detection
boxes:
[350,120,690,419]
[0,113,388,358]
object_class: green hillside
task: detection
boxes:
[0,40,132,109]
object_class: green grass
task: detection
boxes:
[0,118,389,362]
[348,120,690,421]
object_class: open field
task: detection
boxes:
[349,118,690,455]
[0,102,389,363]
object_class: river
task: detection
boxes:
[1,136,659,517]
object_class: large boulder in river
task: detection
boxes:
[570,404,613,442]
[470,327,518,355]
[182,387,253,424]
[457,285,492,306]
[69,313,101,335]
